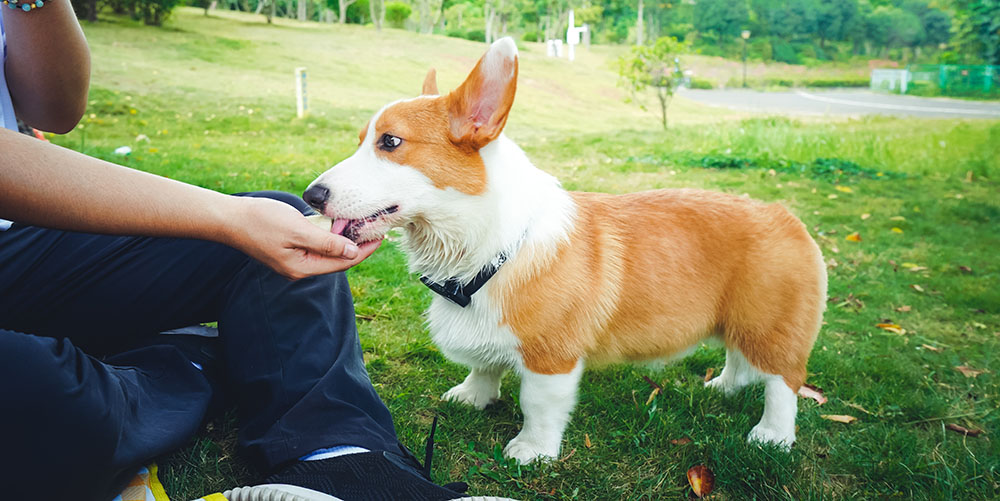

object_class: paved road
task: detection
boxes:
[678,88,1000,119]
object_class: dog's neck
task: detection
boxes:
[401,135,575,285]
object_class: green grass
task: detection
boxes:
[60,9,1000,500]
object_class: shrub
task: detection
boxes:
[384,1,411,28]
[522,31,540,43]
[688,77,714,89]
[772,41,800,64]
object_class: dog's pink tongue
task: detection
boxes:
[330,218,350,236]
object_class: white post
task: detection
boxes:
[295,67,308,118]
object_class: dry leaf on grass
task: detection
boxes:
[945,424,983,437]
[821,414,857,424]
[911,284,925,293]
[876,323,907,335]
[845,402,873,415]
[955,365,987,378]
[584,434,592,449]
[920,344,943,352]
[845,232,862,242]
[704,367,715,382]
[797,384,827,405]
[959,265,973,274]
[671,437,692,445]
[835,185,854,193]
[896,305,912,312]
[687,465,715,498]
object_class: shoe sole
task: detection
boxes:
[208,484,519,501]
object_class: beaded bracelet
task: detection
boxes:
[3,0,46,11]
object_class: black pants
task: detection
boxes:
[0,191,399,500]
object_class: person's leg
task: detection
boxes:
[0,191,398,472]
[0,329,212,501]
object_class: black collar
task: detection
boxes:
[420,252,509,308]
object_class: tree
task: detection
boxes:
[617,36,687,129]
[816,0,858,48]
[953,0,1000,64]
[370,0,385,30]
[693,0,748,45]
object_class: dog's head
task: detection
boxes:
[303,37,519,245]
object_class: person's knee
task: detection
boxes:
[0,333,122,496]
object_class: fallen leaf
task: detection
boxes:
[876,323,907,335]
[955,365,987,378]
[821,414,857,424]
[671,437,692,445]
[959,266,973,274]
[835,185,854,193]
[845,232,862,242]
[845,402,873,415]
[896,305,912,312]
[828,194,839,199]
[890,216,906,221]
[891,227,904,233]
[687,465,715,498]
[797,384,827,405]
[920,344,943,352]
[645,388,659,406]
[860,213,871,220]
[945,424,983,437]
[584,433,593,449]
[911,284,925,293]
[704,367,715,382]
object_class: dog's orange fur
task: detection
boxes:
[493,190,824,389]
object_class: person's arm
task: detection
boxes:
[0,128,376,279]
[3,0,91,133]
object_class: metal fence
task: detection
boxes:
[871,64,1000,97]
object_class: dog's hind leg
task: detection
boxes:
[748,374,797,449]
[504,359,584,464]
[705,347,760,396]
[442,366,505,410]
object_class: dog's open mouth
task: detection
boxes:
[330,205,399,244]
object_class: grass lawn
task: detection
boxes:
[57,8,1000,500]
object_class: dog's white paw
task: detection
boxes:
[441,382,499,410]
[704,375,741,396]
[747,423,795,450]
[503,434,559,464]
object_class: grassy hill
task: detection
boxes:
[60,8,1000,500]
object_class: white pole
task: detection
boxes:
[295,67,308,118]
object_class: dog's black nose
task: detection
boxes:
[303,185,330,212]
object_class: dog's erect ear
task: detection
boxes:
[422,68,439,95]
[446,37,518,150]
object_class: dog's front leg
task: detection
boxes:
[504,359,584,464]
[442,366,505,410]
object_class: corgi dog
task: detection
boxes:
[303,37,826,463]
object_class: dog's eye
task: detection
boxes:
[378,133,403,152]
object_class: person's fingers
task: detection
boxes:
[284,238,383,279]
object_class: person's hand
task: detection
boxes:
[222,196,382,280]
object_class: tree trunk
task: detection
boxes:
[339,0,357,23]
[298,0,307,21]
[636,0,644,46]
[370,0,382,30]
[87,0,97,21]
[268,0,275,24]
[255,0,265,14]
[484,1,495,43]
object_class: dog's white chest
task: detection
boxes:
[426,292,523,370]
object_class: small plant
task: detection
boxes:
[384,1,411,29]
[616,36,688,130]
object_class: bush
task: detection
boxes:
[803,77,870,88]
[522,31,540,43]
[384,1,411,28]
[772,41,800,64]
[463,29,485,42]
[688,77,714,89]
